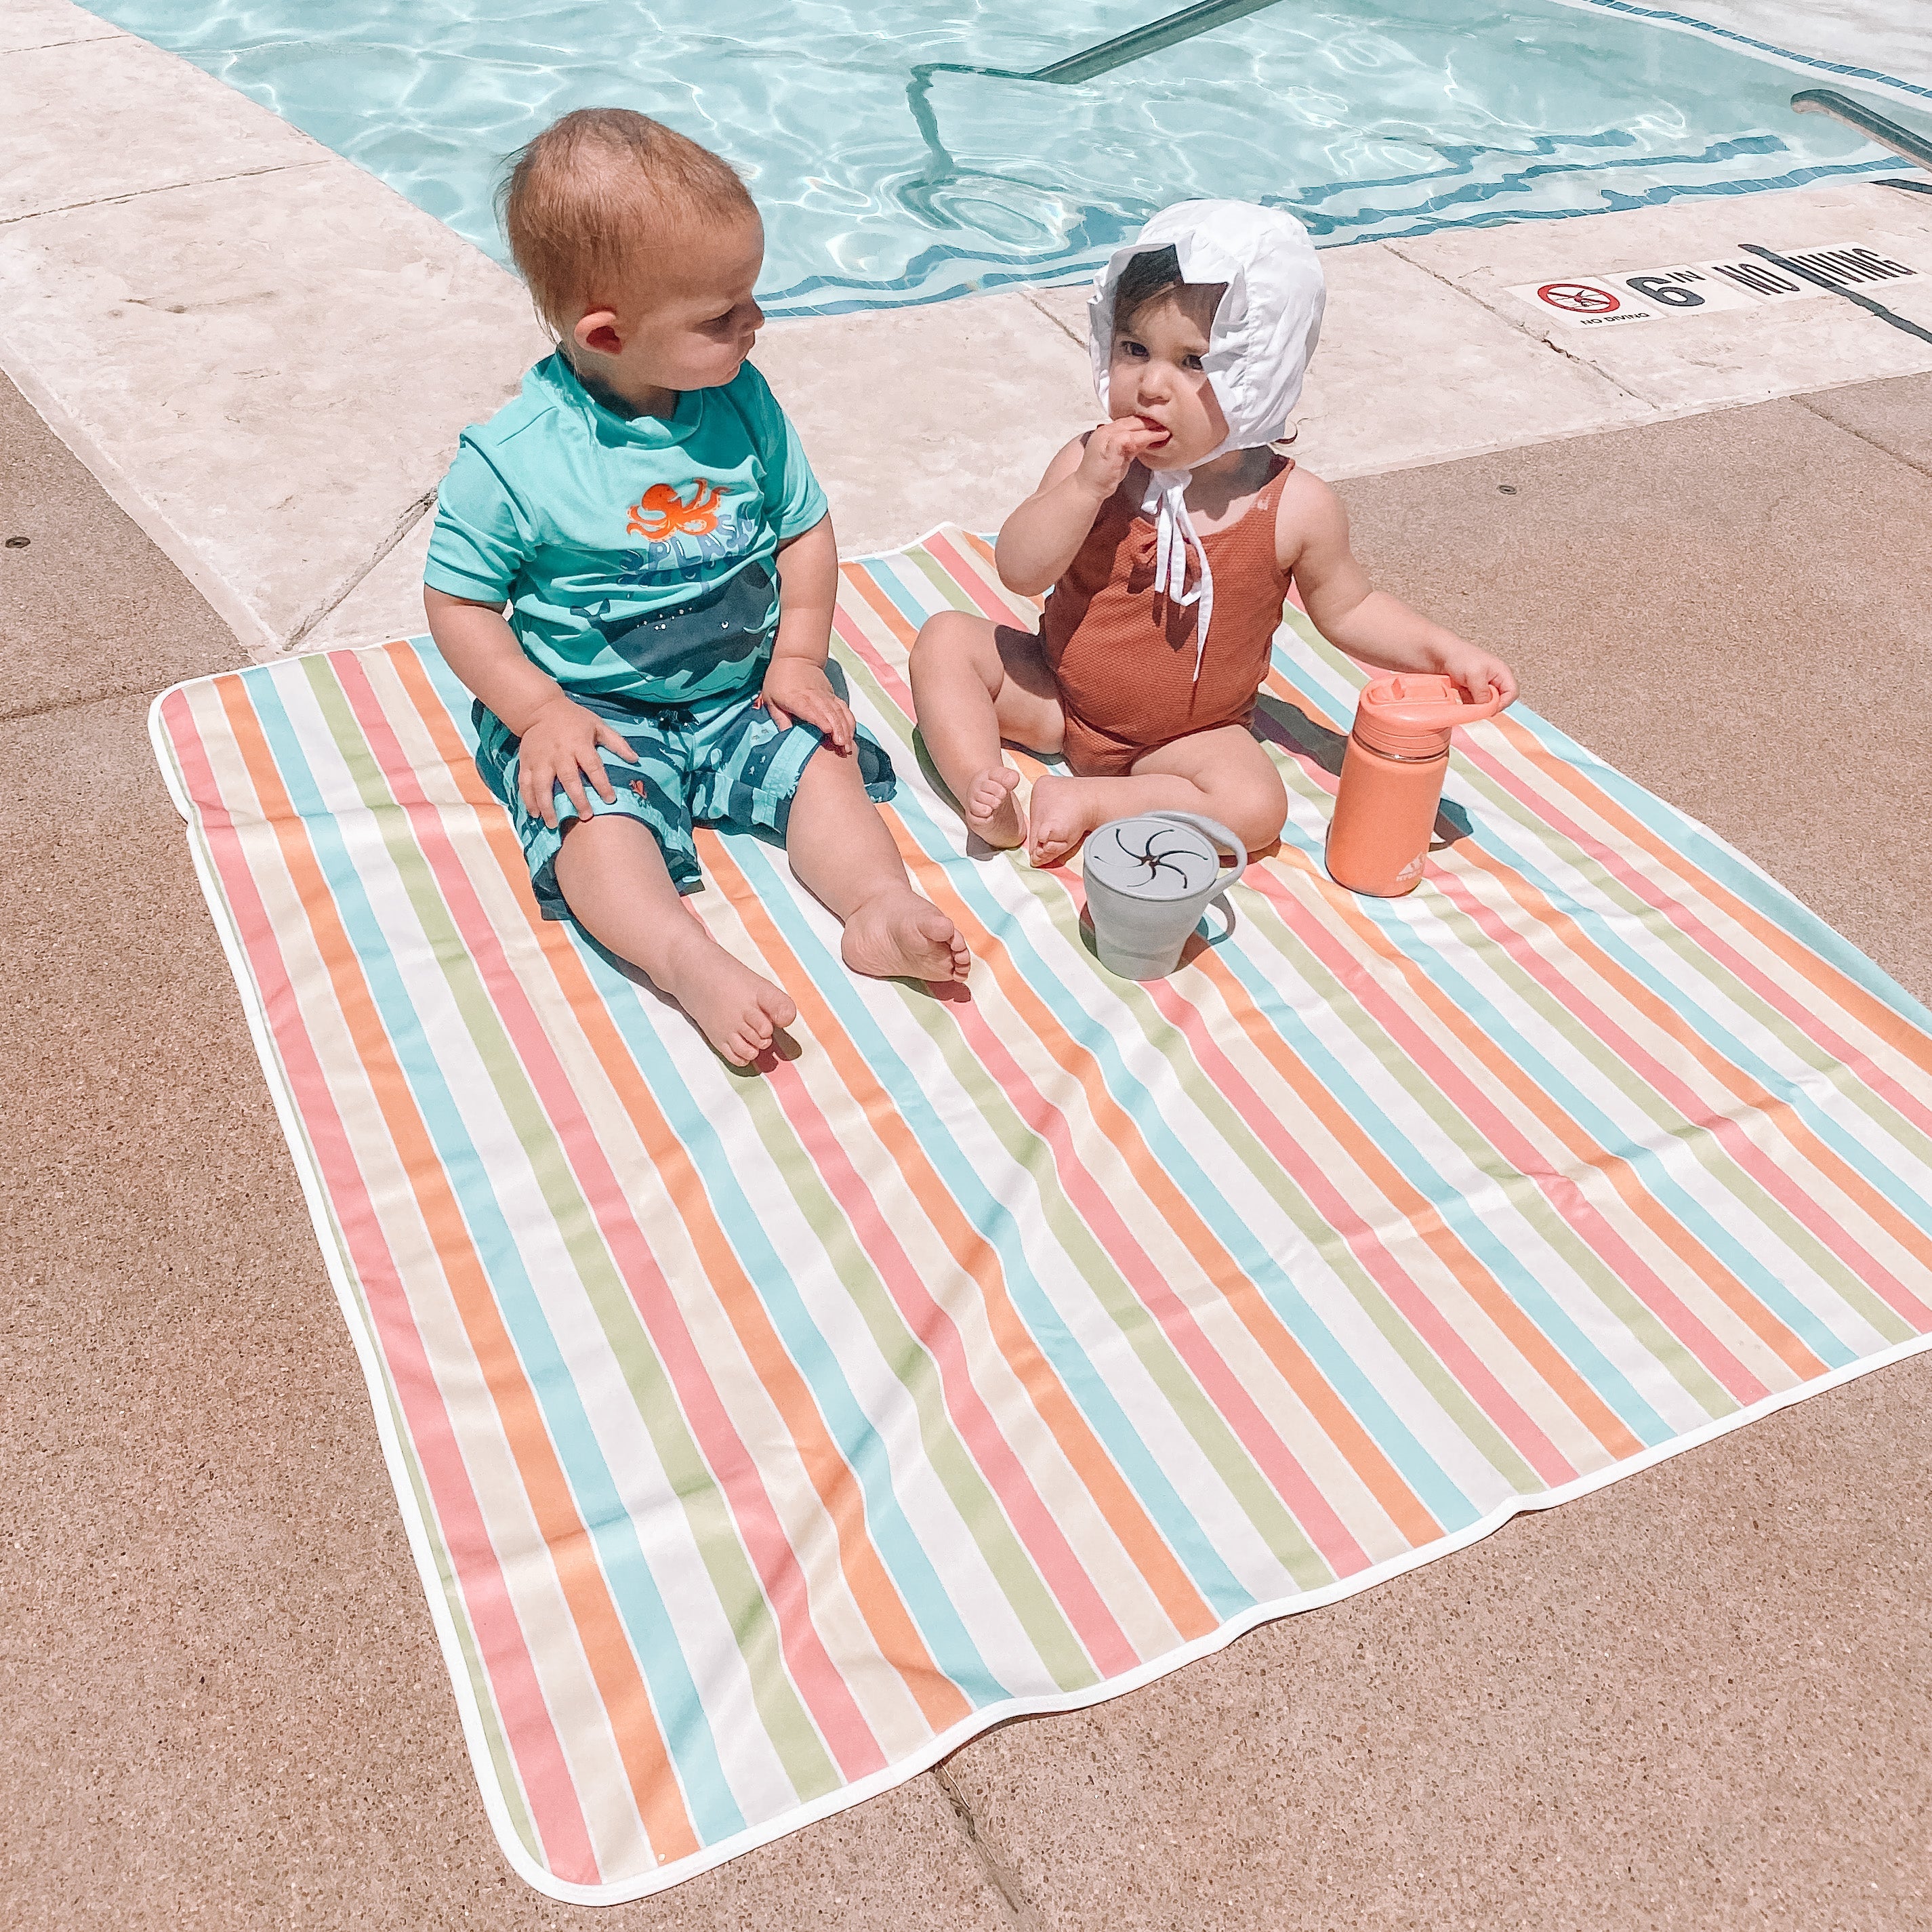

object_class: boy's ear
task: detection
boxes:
[573,308,623,358]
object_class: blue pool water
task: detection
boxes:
[96,0,1911,316]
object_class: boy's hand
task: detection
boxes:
[1075,418,1174,499]
[760,657,855,752]
[516,694,634,829]
[1433,640,1519,710]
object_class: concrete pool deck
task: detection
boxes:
[7,361,1931,1929]
[7,0,1932,661]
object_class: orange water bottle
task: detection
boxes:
[1325,674,1503,897]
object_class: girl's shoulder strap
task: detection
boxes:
[1258,449,1296,508]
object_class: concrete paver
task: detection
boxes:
[754,291,1099,556]
[0,160,544,657]
[7,274,1932,1931]
[0,372,237,717]
[0,0,121,55]
[1801,367,1932,474]
[1335,392,1932,997]
[0,31,318,222]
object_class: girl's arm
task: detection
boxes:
[424,585,632,827]
[995,421,1170,596]
[1278,472,1519,706]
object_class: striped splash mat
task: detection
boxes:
[152,528,1932,1904]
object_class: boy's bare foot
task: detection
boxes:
[1026,774,1111,868]
[659,941,798,1066]
[963,764,1026,849]
[841,888,972,983]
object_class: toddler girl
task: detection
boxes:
[911,201,1518,867]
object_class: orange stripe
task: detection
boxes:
[1498,709,1932,1082]
[897,849,1447,1546]
[1304,863,1835,1375]
[214,672,700,1865]
[386,645,977,1735]
[1271,669,1932,1306]
[697,834,1220,1641]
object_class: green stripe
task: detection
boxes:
[304,656,842,1802]
[717,1032,1101,1693]
[1238,868,1735,1420]
[1277,625,1919,1351]
[1004,844,1548,1490]
[841,636,1340,1584]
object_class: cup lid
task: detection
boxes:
[1084,815,1221,900]
[1352,673,1503,758]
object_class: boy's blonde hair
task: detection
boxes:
[498,108,756,336]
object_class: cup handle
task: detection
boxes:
[1149,810,1248,894]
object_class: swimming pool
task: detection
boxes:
[94,0,1926,316]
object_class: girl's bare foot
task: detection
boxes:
[963,764,1026,849]
[841,888,972,983]
[659,938,798,1065]
[1026,774,1113,868]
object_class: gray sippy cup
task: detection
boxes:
[1081,812,1248,980]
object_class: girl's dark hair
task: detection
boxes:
[1113,245,1183,323]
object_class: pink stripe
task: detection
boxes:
[160,687,600,1885]
[1139,974,1579,1485]
[1434,735,1932,1325]
[752,1042,1143,1678]
[941,979,1377,1578]
[834,605,916,713]
[330,652,888,1782]
[1258,699,1932,1344]
[1468,731,1932,1145]
[925,533,1028,623]
[1239,863,1821,1384]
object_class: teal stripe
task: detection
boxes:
[821,670,1482,1530]
[243,667,749,1840]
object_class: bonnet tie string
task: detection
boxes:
[1143,469,1214,684]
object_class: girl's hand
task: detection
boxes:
[516,695,632,829]
[760,657,855,751]
[1435,641,1519,710]
[1075,418,1173,499]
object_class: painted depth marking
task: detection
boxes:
[1508,245,1917,327]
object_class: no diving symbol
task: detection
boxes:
[1536,281,1620,314]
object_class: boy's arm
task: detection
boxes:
[424,586,632,828]
[1279,472,1518,707]
[995,422,1170,596]
[761,513,856,752]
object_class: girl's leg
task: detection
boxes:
[908,610,1065,849]
[785,745,971,983]
[554,813,797,1065]
[1027,725,1288,868]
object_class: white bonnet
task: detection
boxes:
[1088,200,1326,458]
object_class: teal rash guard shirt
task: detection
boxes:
[424,352,829,710]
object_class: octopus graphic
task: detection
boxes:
[627,480,725,542]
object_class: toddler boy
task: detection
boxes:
[425,109,967,1065]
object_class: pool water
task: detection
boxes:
[95,0,1911,316]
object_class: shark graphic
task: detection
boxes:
[585,561,778,690]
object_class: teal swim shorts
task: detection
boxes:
[473,660,896,920]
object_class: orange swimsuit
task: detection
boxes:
[1040,456,1296,778]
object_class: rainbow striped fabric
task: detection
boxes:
[152,529,1932,1905]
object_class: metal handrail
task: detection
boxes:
[1791,88,1932,173]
